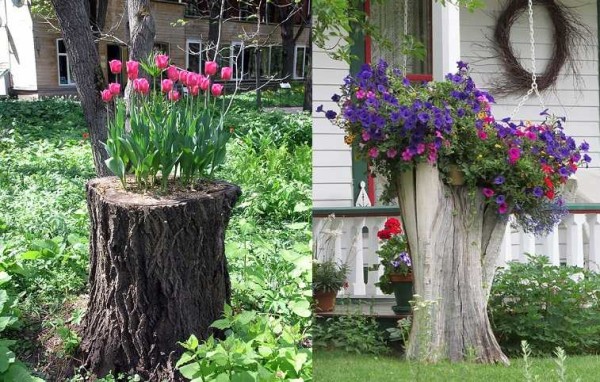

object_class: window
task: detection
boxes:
[186,39,204,73]
[231,42,244,80]
[56,39,75,86]
[153,42,170,56]
[269,45,283,78]
[293,45,308,79]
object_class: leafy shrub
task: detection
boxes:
[489,255,600,355]
[313,312,389,355]
[312,260,349,293]
[177,306,312,381]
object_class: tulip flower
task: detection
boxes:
[189,85,200,96]
[126,60,139,80]
[155,54,169,70]
[101,89,113,102]
[109,59,122,74]
[108,82,121,95]
[133,78,150,94]
[199,77,210,91]
[168,90,180,102]
[187,73,199,87]
[161,79,174,93]
[221,66,232,80]
[179,70,189,85]
[166,65,179,81]
[211,83,223,97]
[204,61,218,76]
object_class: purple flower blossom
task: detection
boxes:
[316,104,324,113]
[496,195,506,204]
[331,94,341,102]
[494,176,505,185]
[325,110,337,120]
[532,186,544,198]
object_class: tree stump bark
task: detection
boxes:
[81,177,241,379]
[395,163,509,364]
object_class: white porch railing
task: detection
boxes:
[313,207,600,299]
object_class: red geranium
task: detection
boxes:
[378,218,403,240]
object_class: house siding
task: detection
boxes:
[2,0,37,92]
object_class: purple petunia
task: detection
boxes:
[496,195,506,204]
[494,176,505,185]
[532,186,544,198]
[325,110,337,120]
[331,94,341,102]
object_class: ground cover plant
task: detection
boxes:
[0,92,311,380]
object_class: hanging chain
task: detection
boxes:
[403,0,409,72]
[511,0,546,119]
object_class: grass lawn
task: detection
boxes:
[314,350,600,382]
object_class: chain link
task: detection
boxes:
[511,0,546,119]
[403,0,409,72]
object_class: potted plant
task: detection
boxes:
[313,260,349,312]
[375,218,413,314]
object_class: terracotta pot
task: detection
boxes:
[314,290,338,312]
[448,164,465,186]
[389,273,413,314]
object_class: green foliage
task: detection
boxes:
[312,261,349,293]
[313,312,388,355]
[489,255,600,356]
[177,306,312,381]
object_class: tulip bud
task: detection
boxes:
[109,59,122,74]
[179,70,189,86]
[190,85,199,96]
[155,54,169,70]
[220,66,232,81]
[211,83,223,97]
[187,73,199,87]
[161,79,174,93]
[167,65,179,81]
[168,90,180,102]
[101,89,113,102]
[126,60,139,80]
[133,78,150,95]
[199,77,210,91]
[108,82,121,95]
[204,61,218,76]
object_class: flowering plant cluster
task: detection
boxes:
[320,60,591,234]
[102,54,234,191]
[375,218,411,294]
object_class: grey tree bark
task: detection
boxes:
[81,177,241,379]
[394,163,509,364]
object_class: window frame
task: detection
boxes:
[153,42,170,56]
[230,41,244,80]
[185,38,203,73]
[56,39,75,86]
[293,45,307,80]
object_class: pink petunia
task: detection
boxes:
[478,130,487,140]
[369,147,379,158]
[416,143,425,154]
[482,188,495,198]
[498,202,508,214]
[508,147,521,164]
[386,148,398,158]
[362,131,371,142]
[401,148,413,161]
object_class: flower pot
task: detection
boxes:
[448,164,465,186]
[389,273,413,314]
[314,290,338,312]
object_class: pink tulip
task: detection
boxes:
[187,73,200,87]
[101,89,113,102]
[108,82,121,95]
[221,66,232,80]
[179,70,189,85]
[167,65,179,81]
[204,61,218,76]
[155,54,169,70]
[133,78,150,94]
[126,60,139,80]
[211,83,223,97]
[161,79,174,93]
[189,85,199,96]
[109,59,122,74]
[168,90,180,101]
[199,77,210,91]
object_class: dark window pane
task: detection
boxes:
[217,45,231,70]
[59,55,68,84]
[270,46,282,78]
[58,39,66,54]
[260,48,270,78]
[188,42,200,72]
[232,44,243,79]
[295,47,305,78]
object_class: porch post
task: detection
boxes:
[432,0,461,81]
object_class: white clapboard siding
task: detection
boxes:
[312,32,353,208]
[461,0,599,171]
[4,2,37,91]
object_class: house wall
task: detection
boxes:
[461,0,599,167]
[312,35,353,208]
[28,0,309,96]
[2,0,37,92]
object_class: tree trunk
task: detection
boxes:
[127,0,155,63]
[81,177,241,379]
[280,4,296,80]
[302,21,312,112]
[50,0,110,176]
[394,163,509,364]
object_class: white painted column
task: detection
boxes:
[520,231,537,261]
[432,0,461,81]
[565,214,586,267]
[501,223,513,265]
[542,226,560,266]
[351,218,366,296]
[587,214,600,272]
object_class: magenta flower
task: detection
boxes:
[498,202,508,214]
[369,147,379,158]
[508,147,521,164]
[362,131,371,142]
[478,130,487,140]
[386,148,398,158]
[482,188,495,198]
[401,148,413,161]
[416,143,425,154]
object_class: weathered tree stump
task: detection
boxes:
[81,177,241,379]
[395,163,509,364]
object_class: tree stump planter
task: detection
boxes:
[395,163,509,364]
[81,177,241,380]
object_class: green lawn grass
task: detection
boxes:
[314,350,600,382]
